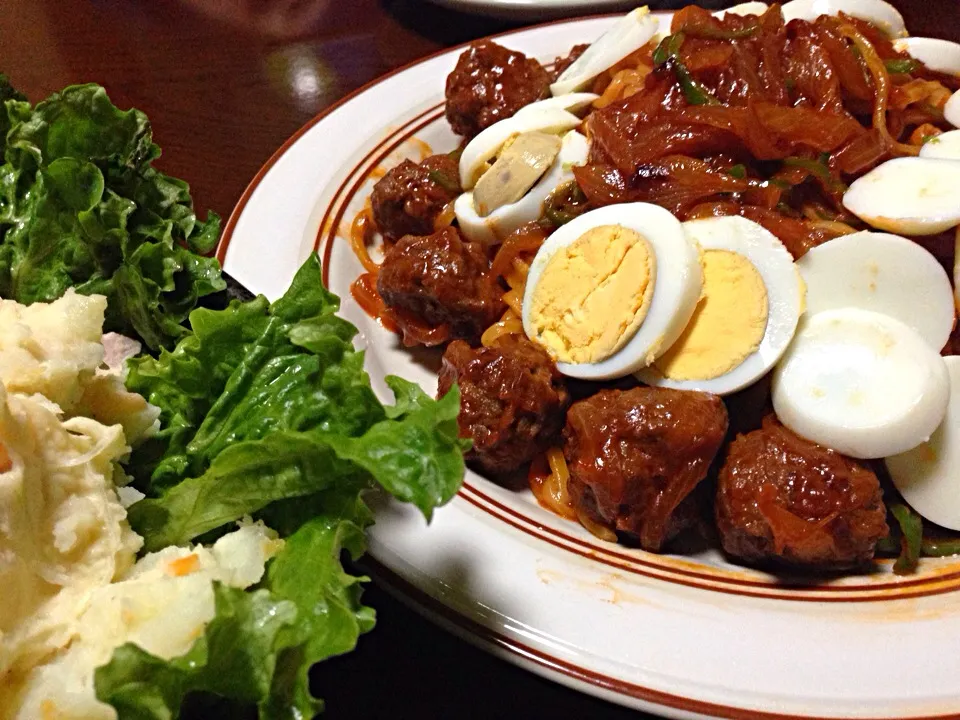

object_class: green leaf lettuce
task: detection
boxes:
[0,82,223,349]
[97,254,466,718]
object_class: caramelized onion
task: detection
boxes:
[491,223,549,279]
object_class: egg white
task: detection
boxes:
[458,107,582,189]
[772,308,950,459]
[516,93,599,118]
[714,1,769,18]
[886,355,960,531]
[919,130,960,160]
[636,216,803,396]
[455,130,590,246]
[842,156,960,236]
[795,230,955,351]
[522,202,702,381]
[894,37,960,76]
[780,0,906,37]
[945,90,960,129]
[550,7,660,97]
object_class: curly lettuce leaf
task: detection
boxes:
[102,254,465,718]
[0,83,223,349]
[126,255,382,494]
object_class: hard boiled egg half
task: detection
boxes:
[637,216,804,396]
[794,231,955,350]
[772,231,955,459]
[455,101,594,245]
[549,7,661,97]
[919,130,960,161]
[843,156,960,236]
[455,129,590,246]
[946,90,960,129]
[714,2,769,18]
[886,356,960,531]
[894,37,960,76]
[773,308,949,459]
[522,203,702,380]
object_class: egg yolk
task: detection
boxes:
[528,224,656,364]
[654,249,768,381]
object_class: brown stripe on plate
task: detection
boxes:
[364,556,960,720]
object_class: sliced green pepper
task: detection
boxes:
[884,57,920,74]
[653,32,686,67]
[891,503,923,575]
[921,537,960,558]
[428,168,460,193]
[671,59,720,106]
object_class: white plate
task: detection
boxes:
[426,0,636,20]
[220,14,960,720]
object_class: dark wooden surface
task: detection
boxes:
[2,1,958,718]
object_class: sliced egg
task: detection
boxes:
[772,308,950,459]
[459,107,582,189]
[894,37,960,76]
[780,0,906,38]
[714,2,769,18]
[550,7,660,97]
[795,231,955,351]
[636,217,803,396]
[886,356,960,531]
[456,130,590,245]
[919,130,960,160]
[842,156,960,236]
[945,90,960,128]
[516,93,600,117]
[522,202,702,381]
[955,229,960,309]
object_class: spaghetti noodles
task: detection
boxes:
[837,21,920,157]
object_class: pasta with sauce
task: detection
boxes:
[347,1,960,572]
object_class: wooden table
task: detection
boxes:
[2,1,958,718]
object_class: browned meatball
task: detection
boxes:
[564,387,728,551]
[371,154,461,242]
[716,417,889,570]
[377,227,504,346]
[551,44,590,80]
[438,336,570,477]
[445,41,551,139]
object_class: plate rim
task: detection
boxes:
[215,15,960,720]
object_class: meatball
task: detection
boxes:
[564,387,729,551]
[716,417,889,570]
[438,336,570,477]
[445,41,551,139]
[377,227,504,346]
[371,154,461,241]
